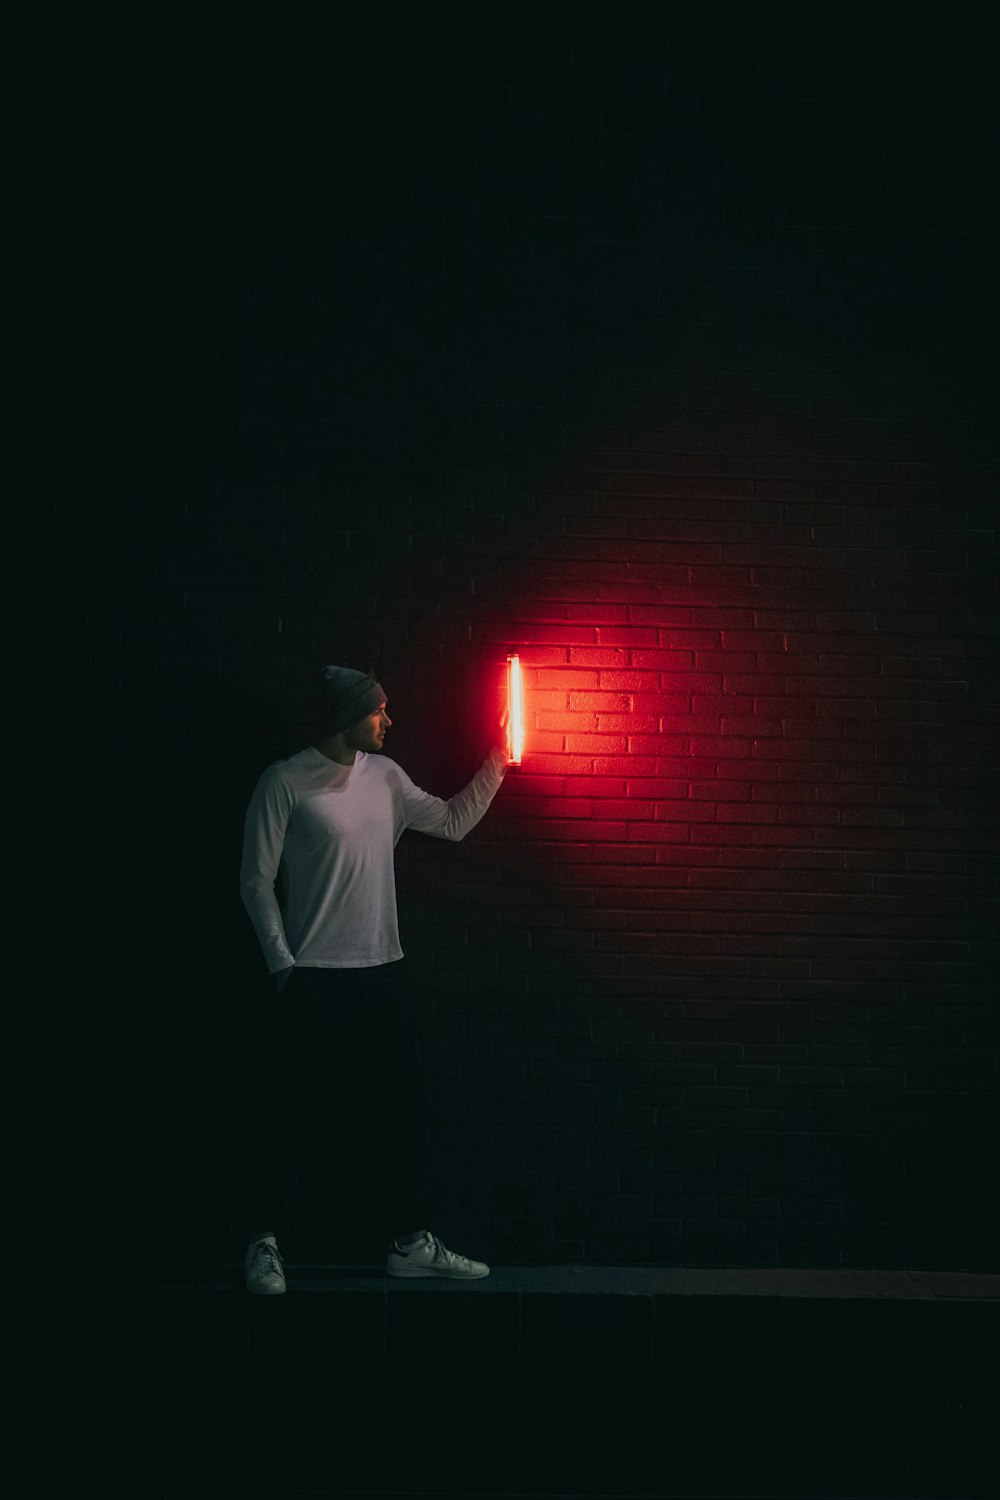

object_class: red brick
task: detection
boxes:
[505,771,567,793]
[718,804,782,823]
[593,800,657,820]
[511,623,599,644]
[723,631,787,651]
[565,777,627,796]
[596,715,660,733]
[565,733,629,754]
[630,649,697,669]
[568,648,632,666]
[629,823,692,843]
[687,780,749,800]
[695,651,758,671]
[521,754,594,775]
[644,803,714,823]
[626,778,690,798]
[569,690,634,709]
[595,626,660,645]
[595,756,660,775]
[692,737,751,757]
[528,668,599,688]
[528,730,572,751]
[525,690,573,712]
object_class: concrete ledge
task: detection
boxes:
[142,1262,1000,1298]
[46,1264,998,1497]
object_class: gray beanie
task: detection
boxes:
[320,665,387,732]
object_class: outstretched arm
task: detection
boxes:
[399,743,508,842]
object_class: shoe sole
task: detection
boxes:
[246,1282,287,1294]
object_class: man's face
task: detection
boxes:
[344,701,391,753]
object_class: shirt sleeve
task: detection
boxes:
[239,766,296,974]
[397,746,507,842]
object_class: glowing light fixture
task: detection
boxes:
[507,654,524,766]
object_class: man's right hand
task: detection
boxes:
[497,705,511,760]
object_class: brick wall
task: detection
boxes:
[41,35,997,1269]
[386,428,996,1270]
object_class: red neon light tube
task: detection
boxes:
[507,654,524,766]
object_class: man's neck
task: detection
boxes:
[313,736,357,766]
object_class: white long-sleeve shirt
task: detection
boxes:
[240,745,507,972]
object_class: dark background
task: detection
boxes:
[22,14,997,1273]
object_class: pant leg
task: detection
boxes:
[240,967,329,1235]
[314,962,430,1242]
[347,960,431,1242]
[241,963,430,1242]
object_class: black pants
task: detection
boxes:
[242,962,429,1244]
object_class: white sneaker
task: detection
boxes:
[245,1235,286,1295]
[386,1231,489,1280]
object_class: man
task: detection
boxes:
[239,663,508,1294]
